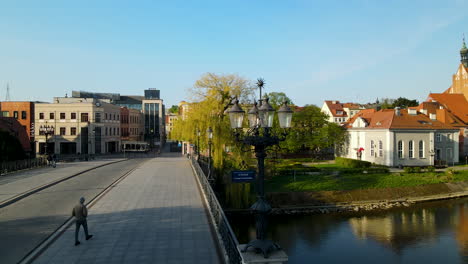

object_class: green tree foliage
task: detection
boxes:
[281,105,347,155]
[264,92,293,109]
[0,130,26,162]
[380,97,419,109]
[168,105,179,114]
[170,73,256,172]
[392,97,419,108]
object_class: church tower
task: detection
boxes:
[446,37,468,100]
[461,37,468,68]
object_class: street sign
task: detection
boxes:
[232,170,256,183]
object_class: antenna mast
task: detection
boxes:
[6,83,11,101]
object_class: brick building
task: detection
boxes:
[0,101,35,153]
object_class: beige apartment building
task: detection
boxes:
[35,98,121,155]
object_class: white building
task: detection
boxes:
[35,97,121,155]
[342,108,459,167]
[321,100,365,124]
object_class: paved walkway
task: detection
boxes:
[0,159,125,204]
[33,154,221,264]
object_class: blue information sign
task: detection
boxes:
[231,170,256,183]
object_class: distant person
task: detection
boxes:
[72,197,93,246]
[52,153,57,168]
[46,153,52,166]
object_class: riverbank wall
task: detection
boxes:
[226,181,468,215]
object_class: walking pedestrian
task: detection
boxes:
[72,197,93,246]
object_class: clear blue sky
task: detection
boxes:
[1,0,467,107]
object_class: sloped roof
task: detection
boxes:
[345,109,376,128]
[342,103,364,109]
[324,100,347,117]
[347,109,457,130]
[427,93,468,123]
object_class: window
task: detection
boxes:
[436,133,442,142]
[71,113,76,119]
[95,112,101,123]
[1,111,9,117]
[39,113,44,119]
[419,140,424,158]
[105,127,108,136]
[71,127,77,135]
[105,113,108,120]
[379,140,383,157]
[398,140,404,159]
[21,111,27,119]
[370,140,375,157]
[60,113,66,119]
[50,113,54,119]
[81,113,89,122]
[409,140,414,158]
[60,127,66,135]
[13,111,18,119]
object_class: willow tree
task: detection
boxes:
[170,73,255,173]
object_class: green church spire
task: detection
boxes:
[461,34,468,67]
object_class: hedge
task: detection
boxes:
[335,157,371,168]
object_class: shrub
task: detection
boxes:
[427,166,435,173]
[413,167,422,173]
[446,168,457,175]
[403,167,414,173]
[335,157,371,168]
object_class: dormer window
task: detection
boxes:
[336,111,343,115]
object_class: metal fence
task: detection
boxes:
[0,157,48,175]
[190,157,242,264]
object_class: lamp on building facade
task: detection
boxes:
[227,78,293,258]
[39,124,55,155]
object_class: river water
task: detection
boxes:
[229,198,468,264]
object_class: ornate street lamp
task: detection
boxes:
[39,124,55,155]
[227,78,293,258]
[207,127,213,181]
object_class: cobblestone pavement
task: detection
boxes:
[33,154,220,264]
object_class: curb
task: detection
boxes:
[0,159,127,209]
[18,159,147,264]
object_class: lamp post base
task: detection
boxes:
[239,243,287,263]
[242,239,281,259]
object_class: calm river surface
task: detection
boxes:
[229,198,468,264]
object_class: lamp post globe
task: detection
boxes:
[277,101,293,129]
[258,98,275,128]
[247,101,259,128]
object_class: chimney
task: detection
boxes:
[394,107,401,116]
[430,113,436,120]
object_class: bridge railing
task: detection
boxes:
[0,157,48,175]
[189,157,242,264]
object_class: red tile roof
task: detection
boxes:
[427,93,468,124]
[347,109,457,130]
